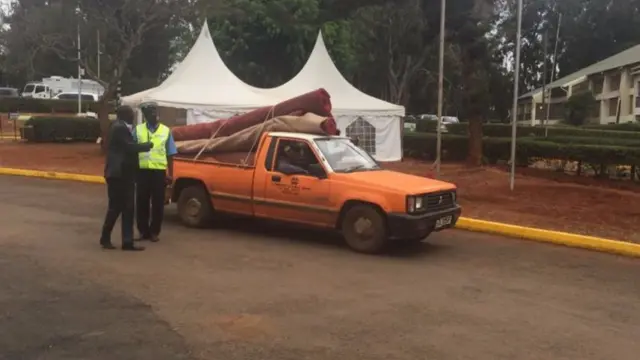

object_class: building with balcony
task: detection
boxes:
[518,44,640,125]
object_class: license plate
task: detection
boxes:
[435,216,453,229]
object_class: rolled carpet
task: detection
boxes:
[172,88,333,142]
[176,113,333,154]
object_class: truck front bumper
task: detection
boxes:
[387,206,462,240]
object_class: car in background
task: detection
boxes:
[405,114,462,133]
[419,114,460,133]
[53,92,100,101]
[403,115,417,131]
[442,116,460,125]
[0,87,20,98]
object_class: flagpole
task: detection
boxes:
[544,12,562,137]
[541,29,548,128]
[436,0,446,177]
[97,29,101,80]
[509,0,523,191]
[77,23,82,114]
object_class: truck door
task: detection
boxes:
[34,85,47,99]
[257,138,335,228]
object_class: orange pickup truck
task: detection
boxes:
[170,132,461,253]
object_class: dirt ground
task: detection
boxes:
[1,140,639,242]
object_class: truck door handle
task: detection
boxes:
[271,175,281,182]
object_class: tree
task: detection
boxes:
[564,92,596,126]
[556,0,640,77]
[0,1,76,86]
[5,0,181,148]
[350,0,437,105]
[206,0,323,87]
[445,0,499,166]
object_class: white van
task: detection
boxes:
[53,92,100,101]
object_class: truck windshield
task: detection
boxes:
[315,138,380,173]
[23,84,34,93]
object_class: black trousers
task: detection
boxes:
[136,169,166,238]
[101,177,135,246]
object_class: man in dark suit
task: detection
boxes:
[100,105,153,251]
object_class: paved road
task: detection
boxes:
[0,175,639,360]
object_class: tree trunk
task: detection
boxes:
[466,117,483,167]
[98,100,110,153]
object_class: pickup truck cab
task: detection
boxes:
[171,132,461,253]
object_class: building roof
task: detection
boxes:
[520,43,640,99]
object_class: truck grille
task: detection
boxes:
[425,191,455,211]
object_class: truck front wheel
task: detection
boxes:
[177,185,213,228]
[341,205,388,254]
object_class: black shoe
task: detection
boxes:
[122,244,145,251]
[150,235,160,243]
[135,235,151,242]
[101,242,117,250]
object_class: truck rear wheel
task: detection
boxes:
[177,185,213,228]
[341,205,388,254]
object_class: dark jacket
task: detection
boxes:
[104,119,152,179]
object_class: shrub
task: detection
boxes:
[22,116,101,142]
[537,136,640,147]
[415,119,438,132]
[403,132,640,166]
[446,123,544,137]
[0,98,115,114]
[564,92,597,126]
[444,123,468,135]
[403,132,468,161]
[517,140,640,165]
[444,123,640,139]
[544,126,640,139]
[582,123,640,131]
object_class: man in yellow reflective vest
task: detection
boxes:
[134,102,178,243]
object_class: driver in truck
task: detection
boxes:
[276,141,312,174]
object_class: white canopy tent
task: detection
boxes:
[124,24,405,161]
[120,24,275,117]
[249,33,405,161]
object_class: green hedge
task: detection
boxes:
[415,119,438,132]
[444,123,640,139]
[537,136,640,147]
[403,133,520,163]
[0,98,115,114]
[403,132,640,166]
[403,133,468,161]
[582,123,640,131]
[22,116,101,142]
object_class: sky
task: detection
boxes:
[0,0,11,24]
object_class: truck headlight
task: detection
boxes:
[406,195,425,213]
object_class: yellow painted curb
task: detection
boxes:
[0,166,639,258]
[456,217,640,258]
[0,167,104,184]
